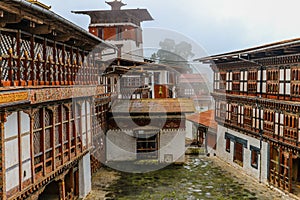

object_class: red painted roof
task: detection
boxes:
[186,110,217,130]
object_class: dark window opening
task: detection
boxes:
[234,142,243,166]
[226,138,230,152]
[251,150,259,169]
[136,131,158,159]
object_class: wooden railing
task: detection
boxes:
[0,28,104,87]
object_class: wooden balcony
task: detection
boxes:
[0,28,104,89]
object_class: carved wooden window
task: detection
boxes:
[283,114,297,141]
[244,106,252,128]
[104,76,108,93]
[238,105,244,126]
[226,103,232,122]
[266,69,279,94]
[81,102,87,148]
[231,104,238,125]
[70,104,76,154]
[240,70,248,92]
[219,72,226,90]
[44,109,53,167]
[215,100,226,119]
[252,107,263,131]
[136,130,158,159]
[62,106,70,159]
[214,72,220,90]
[275,112,284,137]
[226,71,232,91]
[33,109,43,174]
[232,72,240,91]
[4,111,31,192]
[86,101,92,147]
[75,103,82,150]
[263,110,274,134]
[248,70,257,93]
[279,66,291,95]
[257,68,267,94]
[80,101,92,148]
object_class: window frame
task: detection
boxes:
[250,145,260,169]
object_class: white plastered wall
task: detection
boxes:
[159,130,186,163]
[4,111,31,192]
[106,130,136,161]
[79,152,92,198]
[216,125,269,184]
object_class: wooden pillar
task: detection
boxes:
[85,101,89,149]
[69,48,73,85]
[42,39,47,85]
[42,108,46,177]
[289,151,293,192]
[69,168,74,197]
[59,179,66,200]
[278,147,283,188]
[61,45,66,85]
[29,36,35,86]
[67,105,72,160]
[17,111,23,191]
[16,30,21,86]
[79,103,83,153]
[59,105,64,165]
[7,48,13,86]
[23,51,29,86]
[283,151,288,190]
[29,111,36,184]
[269,143,274,184]
[52,107,56,171]
[76,50,80,85]
[0,113,7,199]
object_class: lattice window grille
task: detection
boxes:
[34,42,43,59]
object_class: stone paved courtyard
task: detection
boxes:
[85,156,298,200]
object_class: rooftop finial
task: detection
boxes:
[105,0,126,10]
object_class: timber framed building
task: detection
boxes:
[198,38,300,196]
[0,0,117,199]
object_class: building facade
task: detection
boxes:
[107,98,195,164]
[73,0,153,62]
[198,38,300,195]
[0,0,117,199]
[177,73,213,112]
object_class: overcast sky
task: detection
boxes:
[42,0,300,57]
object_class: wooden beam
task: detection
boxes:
[31,25,53,35]
[0,13,22,27]
[56,35,73,42]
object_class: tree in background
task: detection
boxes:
[150,38,194,72]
